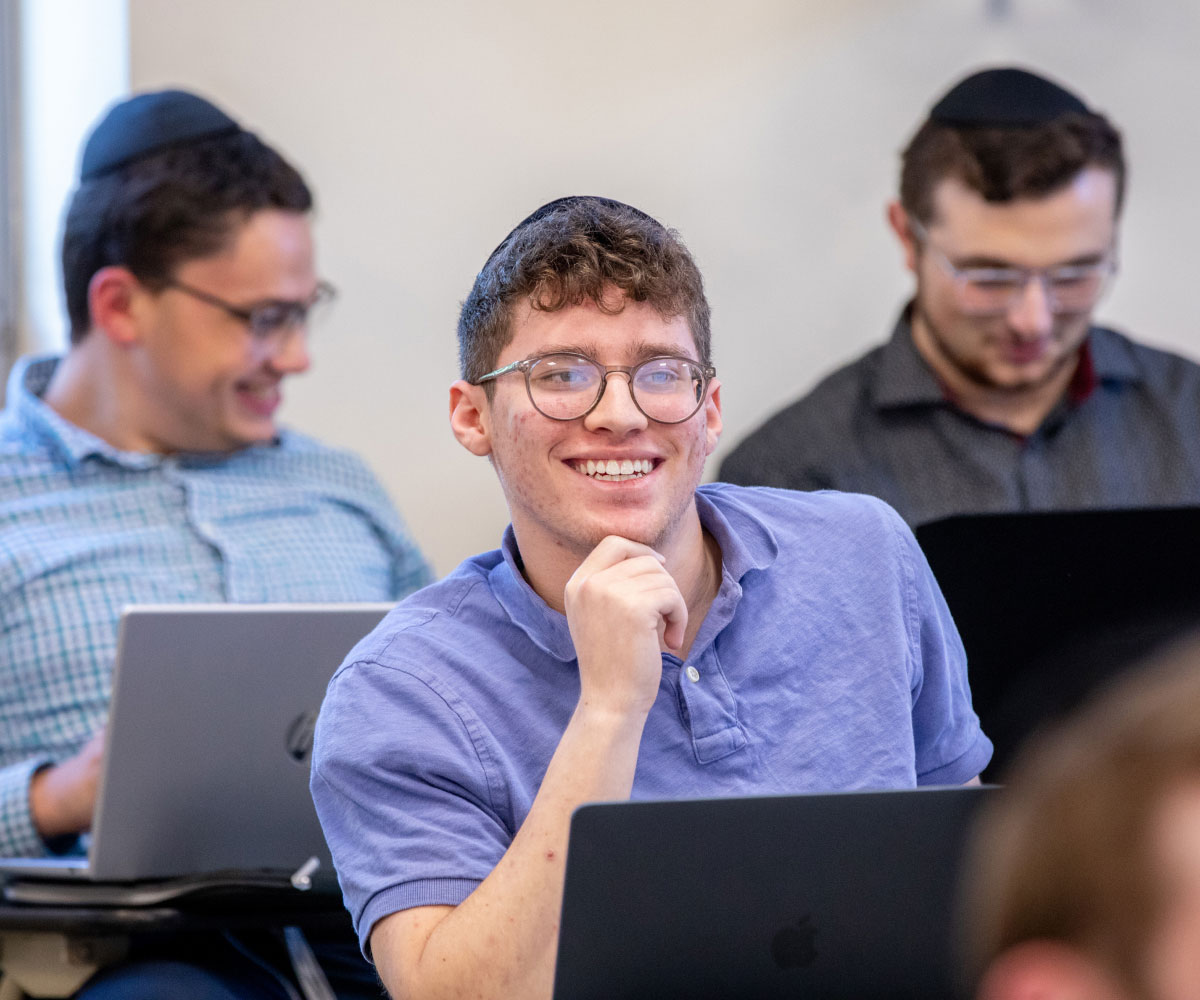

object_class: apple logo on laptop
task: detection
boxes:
[771,915,818,969]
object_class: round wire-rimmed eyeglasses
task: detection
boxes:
[473,352,716,424]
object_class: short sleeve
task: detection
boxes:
[896,519,993,784]
[311,656,513,955]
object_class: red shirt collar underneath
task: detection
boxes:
[1066,339,1098,405]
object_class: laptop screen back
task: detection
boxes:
[552,787,994,1000]
[87,603,392,882]
[916,507,1200,779]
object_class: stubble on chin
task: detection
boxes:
[566,508,666,558]
[915,303,1084,394]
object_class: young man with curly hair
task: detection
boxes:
[312,195,990,1000]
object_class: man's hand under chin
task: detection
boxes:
[371,536,691,1000]
[564,535,688,720]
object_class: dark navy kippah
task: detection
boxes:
[930,67,1090,128]
[485,195,660,266]
[79,89,243,181]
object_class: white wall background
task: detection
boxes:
[25,0,1200,574]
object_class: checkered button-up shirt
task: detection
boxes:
[0,355,433,856]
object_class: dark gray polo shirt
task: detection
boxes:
[719,311,1200,527]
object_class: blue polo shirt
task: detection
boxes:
[311,483,991,953]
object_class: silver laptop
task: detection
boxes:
[0,603,391,887]
[552,786,996,1000]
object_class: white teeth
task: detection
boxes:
[573,458,655,481]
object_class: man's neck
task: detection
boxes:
[43,343,177,454]
[909,314,1081,437]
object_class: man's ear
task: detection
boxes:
[449,380,493,457]
[703,380,723,457]
[886,201,920,275]
[976,941,1128,1000]
[87,267,144,346]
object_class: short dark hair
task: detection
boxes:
[61,130,312,344]
[457,197,711,385]
[899,112,1126,225]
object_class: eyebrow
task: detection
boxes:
[533,341,698,363]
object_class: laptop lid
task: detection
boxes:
[551,786,994,1000]
[2,603,391,884]
[916,507,1200,780]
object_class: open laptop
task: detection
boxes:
[916,506,1200,780]
[0,603,391,893]
[551,786,995,1000]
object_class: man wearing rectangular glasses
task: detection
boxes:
[721,66,1200,527]
[0,89,430,997]
[311,195,991,1000]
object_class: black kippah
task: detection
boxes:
[929,67,1090,129]
[79,89,244,182]
[485,195,661,266]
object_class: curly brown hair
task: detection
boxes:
[900,112,1125,225]
[457,197,711,386]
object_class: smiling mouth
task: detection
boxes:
[1001,340,1052,364]
[236,382,282,417]
[572,458,656,482]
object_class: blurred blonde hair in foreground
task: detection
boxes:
[963,630,1200,1000]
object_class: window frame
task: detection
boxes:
[0,0,18,402]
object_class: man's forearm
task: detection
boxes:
[374,702,648,1000]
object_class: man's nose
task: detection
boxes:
[582,371,648,433]
[1006,273,1055,339]
[264,325,312,375]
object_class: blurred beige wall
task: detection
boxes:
[117,1,1200,573]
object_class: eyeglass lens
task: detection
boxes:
[527,355,706,422]
[249,285,335,342]
[958,267,1110,316]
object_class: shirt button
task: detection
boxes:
[685,665,700,683]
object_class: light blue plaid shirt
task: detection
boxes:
[0,355,433,856]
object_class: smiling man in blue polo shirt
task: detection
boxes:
[311,196,991,1000]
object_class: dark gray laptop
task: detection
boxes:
[916,507,1200,780]
[551,786,995,1000]
[0,603,391,889]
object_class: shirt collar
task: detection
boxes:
[487,484,780,663]
[869,308,949,410]
[4,355,162,470]
[1086,325,1143,384]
